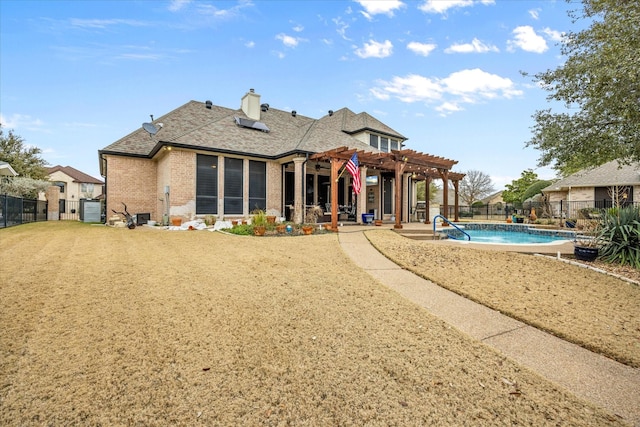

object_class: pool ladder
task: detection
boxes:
[433,215,471,241]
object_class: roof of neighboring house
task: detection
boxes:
[481,191,504,204]
[100,99,407,161]
[0,161,18,176]
[46,165,104,184]
[541,160,640,192]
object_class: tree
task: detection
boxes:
[526,0,640,176]
[459,170,495,206]
[0,177,51,198]
[0,126,48,179]
[521,180,553,202]
[502,170,539,206]
[416,180,439,203]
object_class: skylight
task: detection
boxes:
[234,116,270,132]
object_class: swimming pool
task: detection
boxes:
[441,223,575,244]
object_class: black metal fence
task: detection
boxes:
[441,200,639,227]
[58,199,106,222]
[0,194,48,228]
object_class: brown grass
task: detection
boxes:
[0,222,629,426]
[366,230,640,368]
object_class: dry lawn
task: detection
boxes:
[0,222,632,426]
[366,230,640,369]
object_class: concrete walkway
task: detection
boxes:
[338,228,640,426]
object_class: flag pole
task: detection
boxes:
[335,160,348,182]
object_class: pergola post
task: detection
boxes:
[424,176,432,224]
[329,158,344,231]
[453,179,460,222]
[439,168,449,221]
[394,159,405,229]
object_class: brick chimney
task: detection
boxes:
[241,88,261,121]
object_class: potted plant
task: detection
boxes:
[302,206,323,235]
[574,220,604,262]
[252,210,267,236]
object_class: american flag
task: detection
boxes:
[345,153,361,195]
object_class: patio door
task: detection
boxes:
[382,174,393,216]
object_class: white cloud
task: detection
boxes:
[507,26,548,53]
[292,24,304,32]
[528,8,540,20]
[371,74,442,103]
[442,68,522,99]
[333,17,351,40]
[370,68,522,115]
[245,41,255,48]
[406,41,437,56]
[69,18,147,29]
[542,27,564,42]
[355,39,393,58]
[276,33,302,48]
[435,102,463,115]
[418,0,494,14]
[444,38,498,54]
[168,0,191,12]
[355,0,404,19]
[0,113,44,131]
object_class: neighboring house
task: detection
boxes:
[482,191,504,206]
[43,165,104,201]
[0,161,18,177]
[99,89,461,225]
[541,160,639,216]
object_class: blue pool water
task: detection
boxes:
[442,225,575,244]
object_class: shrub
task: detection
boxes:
[598,206,640,268]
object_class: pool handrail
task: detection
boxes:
[433,215,471,241]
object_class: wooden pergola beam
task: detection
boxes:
[309,146,465,227]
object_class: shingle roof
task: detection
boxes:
[542,160,640,192]
[47,165,103,184]
[100,100,407,160]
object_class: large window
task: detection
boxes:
[80,183,94,194]
[196,154,218,214]
[249,160,266,212]
[380,137,389,152]
[224,158,243,214]
[369,134,395,152]
[369,134,378,149]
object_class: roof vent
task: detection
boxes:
[205,100,212,109]
[250,88,255,93]
[291,110,297,117]
[261,103,269,112]
[328,110,334,116]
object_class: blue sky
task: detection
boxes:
[1,0,577,188]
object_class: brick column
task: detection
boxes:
[45,186,60,221]
[293,157,306,224]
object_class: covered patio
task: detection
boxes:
[309,147,464,231]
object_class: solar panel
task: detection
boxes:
[234,116,270,132]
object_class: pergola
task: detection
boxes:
[309,147,465,231]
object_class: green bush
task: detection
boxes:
[598,206,640,268]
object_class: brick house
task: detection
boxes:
[99,89,461,225]
[44,165,104,201]
[541,160,639,219]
